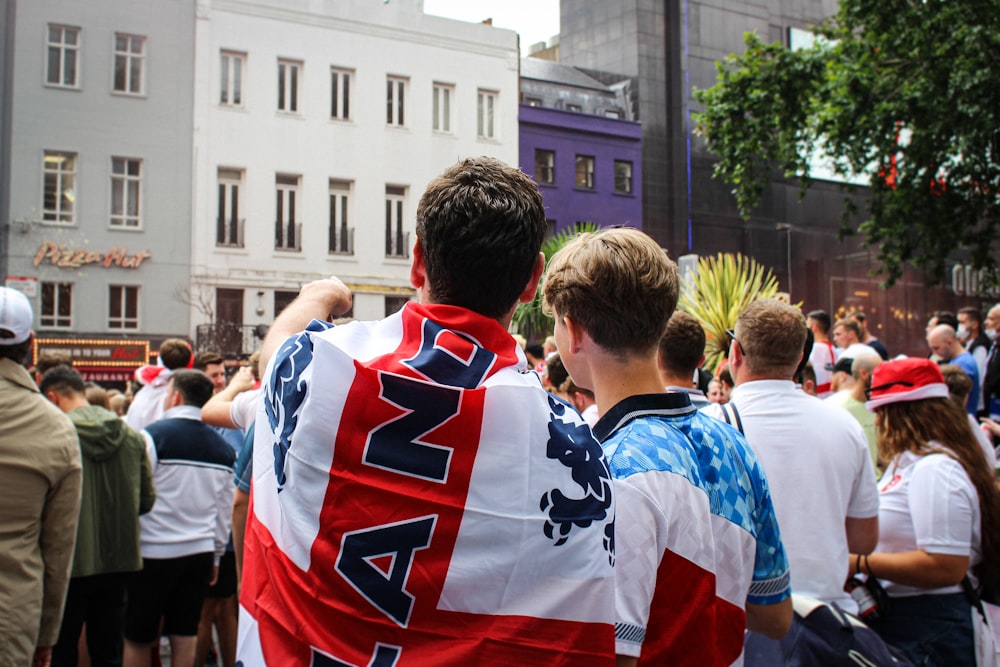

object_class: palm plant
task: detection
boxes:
[678,252,782,374]
[512,222,600,339]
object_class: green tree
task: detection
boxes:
[512,222,600,339]
[694,0,1000,285]
[678,252,782,374]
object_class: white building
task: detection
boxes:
[190,0,520,355]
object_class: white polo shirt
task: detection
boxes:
[706,380,880,611]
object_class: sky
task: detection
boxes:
[422,0,560,56]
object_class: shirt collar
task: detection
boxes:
[592,392,694,443]
[162,405,203,421]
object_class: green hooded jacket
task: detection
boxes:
[69,405,155,578]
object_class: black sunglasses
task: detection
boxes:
[864,380,914,401]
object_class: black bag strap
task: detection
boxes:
[721,402,745,435]
[963,576,988,621]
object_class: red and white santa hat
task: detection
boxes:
[864,356,949,410]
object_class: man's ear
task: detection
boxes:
[562,314,587,355]
[409,240,426,290]
[517,252,546,304]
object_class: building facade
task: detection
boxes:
[559,0,981,356]
[190,0,519,356]
[519,59,641,234]
[1,0,195,381]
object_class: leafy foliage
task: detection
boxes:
[694,0,1000,286]
[512,222,601,339]
[678,253,781,374]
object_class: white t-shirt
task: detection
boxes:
[705,380,880,611]
[876,447,981,597]
[809,339,838,397]
[229,388,263,432]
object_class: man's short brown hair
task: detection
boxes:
[833,318,862,340]
[167,369,214,408]
[736,299,807,377]
[159,338,193,370]
[194,351,223,371]
[542,228,679,354]
[658,311,705,376]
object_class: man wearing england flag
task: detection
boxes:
[237,158,616,665]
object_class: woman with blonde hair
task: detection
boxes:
[850,357,1000,665]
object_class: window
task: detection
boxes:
[566,103,582,113]
[46,25,80,87]
[386,76,406,126]
[110,157,142,227]
[220,51,245,106]
[525,97,542,107]
[217,168,243,247]
[432,83,453,132]
[42,151,77,223]
[604,109,624,119]
[385,295,410,317]
[331,67,351,120]
[275,174,301,251]
[113,33,145,94]
[385,186,408,258]
[108,285,139,329]
[278,59,301,112]
[575,155,595,189]
[534,149,555,184]
[614,160,634,194]
[41,282,72,328]
[329,180,352,255]
[477,90,497,139]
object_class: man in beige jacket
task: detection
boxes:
[0,287,82,667]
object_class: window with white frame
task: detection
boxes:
[534,149,555,184]
[432,83,453,133]
[42,151,77,223]
[575,155,595,189]
[113,33,145,94]
[386,76,406,127]
[110,157,142,227]
[328,180,352,255]
[46,25,80,87]
[277,59,301,113]
[275,174,301,251]
[40,282,73,328]
[614,160,633,194]
[220,51,245,106]
[477,90,498,139]
[217,168,244,247]
[385,185,407,258]
[108,285,139,329]
[331,67,352,120]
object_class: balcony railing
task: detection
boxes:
[195,323,266,359]
[216,217,245,248]
[386,230,410,259]
[329,226,355,255]
[275,221,302,251]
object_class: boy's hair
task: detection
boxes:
[416,157,546,319]
[34,351,72,376]
[544,352,570,390]
[39,366,86,396]
[542,228,679,354]
[736,299,807,378]
[833,317,862,339]
[658,311,705,376]
[940,363,973,406]
[159,338,194,370]
[194,350,223,370]
[806,310,831,333]
[167,369,215,408]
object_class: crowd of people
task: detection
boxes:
[2,156,1000,666]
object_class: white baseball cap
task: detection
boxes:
[0,287,33,345]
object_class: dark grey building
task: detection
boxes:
[559,0,979,356]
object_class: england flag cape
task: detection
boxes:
[238,302,616,666]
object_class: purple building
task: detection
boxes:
[519,59,642,235]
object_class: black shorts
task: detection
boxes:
[205,551,237,599]
[124,553,213,643]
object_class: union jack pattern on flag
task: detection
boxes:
[237,302,616,666]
